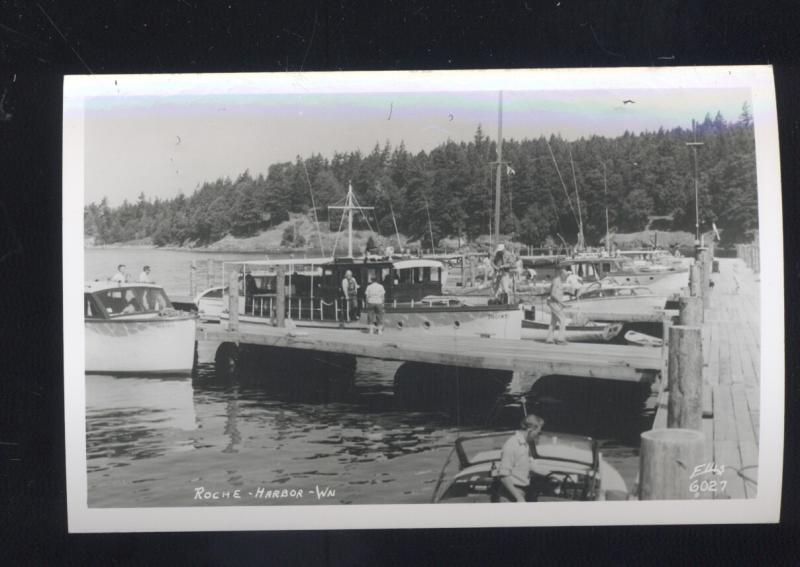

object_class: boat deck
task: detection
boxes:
[652,257,760,498]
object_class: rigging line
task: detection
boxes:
[349,191,375,233]
[567,144,584,244]
[545,138,580,226]
[329,200,348,256]
[300,160,326,256]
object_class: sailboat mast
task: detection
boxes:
[494,91,503,246]
[568,145,584,250]
[347,182,354,257]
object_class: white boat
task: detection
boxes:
[565,283,670,320]
[432,431,628,503]
[84,281,197,374]
[521,318,623,343]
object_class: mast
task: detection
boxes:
[494,91,503,246]
[568,145,584,251]
[328,181,373,258]
[686,119,704,244]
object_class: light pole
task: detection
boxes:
[686,119,704,244]
[600,159,610,254]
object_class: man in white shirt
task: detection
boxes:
[364,275,386,334]
[495,414,545,502]
[138,265,153,283]
[111,264,128,283]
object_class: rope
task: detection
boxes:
[545,138,580,227]
[300,160,326,256]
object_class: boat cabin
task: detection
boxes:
[84,282,173,319]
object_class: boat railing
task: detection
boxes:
[244,294,459,322]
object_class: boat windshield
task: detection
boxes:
[93,286,172,316]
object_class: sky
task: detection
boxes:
[83,86,751,206]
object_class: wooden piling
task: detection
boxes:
[189,261,196,297]
[639,428,705,499]
[275,265,286,328]
[679,296,703,326]
[689,264,701,297]
[668,325,703,430]
[227,268,239,332]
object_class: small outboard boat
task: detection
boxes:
[432,430,628,503]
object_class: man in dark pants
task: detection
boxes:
[493,414,545,502]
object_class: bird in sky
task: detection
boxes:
[622,99,635,104]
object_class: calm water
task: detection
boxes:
[84,248,654,507]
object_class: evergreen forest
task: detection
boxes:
[84,104,758,249]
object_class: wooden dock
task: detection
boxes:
[652,257,760,499]
[197,323,662,385]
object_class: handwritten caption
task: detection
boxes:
[193,485,336,502]
[689,462,727,498]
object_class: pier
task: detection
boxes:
[649,255,760,499]
[198,322,662,385]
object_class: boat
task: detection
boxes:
[84,281,197,374]
[199,255,522,340]
[431,430,628,502]
[196,183,522,340]
[521,318,623,343]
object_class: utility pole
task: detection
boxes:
[494,91,503,247]
[686,119,704,244]
[600,160,610,254]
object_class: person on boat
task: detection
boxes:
[545,268,569,344]
[494,413,545,502]
[492,244,515,303]
[138,265,153,283]
[365,274,386,335]
[565,269,583,297]
[341,270,360,322]
[244,268,257,315]
[111,264,128,283]
[121,289,143,314]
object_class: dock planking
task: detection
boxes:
[651,258,760,500]
[198,322,662,382]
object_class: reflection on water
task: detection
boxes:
[86,344,655,507]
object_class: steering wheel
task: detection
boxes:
[544,472,579,498]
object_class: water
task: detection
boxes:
[84,248,655,507]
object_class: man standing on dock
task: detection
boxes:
[494,414,545,502]
[341,270,360,322]
[545,268,569,344]
[365,274,386,334]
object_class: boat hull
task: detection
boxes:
[85,314,197,374]
[222,304,523,340]
[521,319,623,343]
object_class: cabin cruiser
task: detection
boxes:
[197,256,522,340]
[84,281,197,374]
[432,430,628,502]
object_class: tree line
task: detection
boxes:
[84,103,757,248]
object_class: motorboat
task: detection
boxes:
[521,318,623,343]
[432,430,628,503]
[84,281,197,374]
[199,256,522,340]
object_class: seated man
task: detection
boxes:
[121,290,143,314]
[493,413,545,502]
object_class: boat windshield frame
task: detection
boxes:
[88,285,173,318]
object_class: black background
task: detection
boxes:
[0,0,798,564]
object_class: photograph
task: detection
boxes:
[63,66,783,531]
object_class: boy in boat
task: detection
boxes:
[365,274,386,335]
[341,270,360,322]
[493,413,545,502]
[545,268,569,344]
[138,265,153,283]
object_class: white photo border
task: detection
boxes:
[64,66,783,532]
